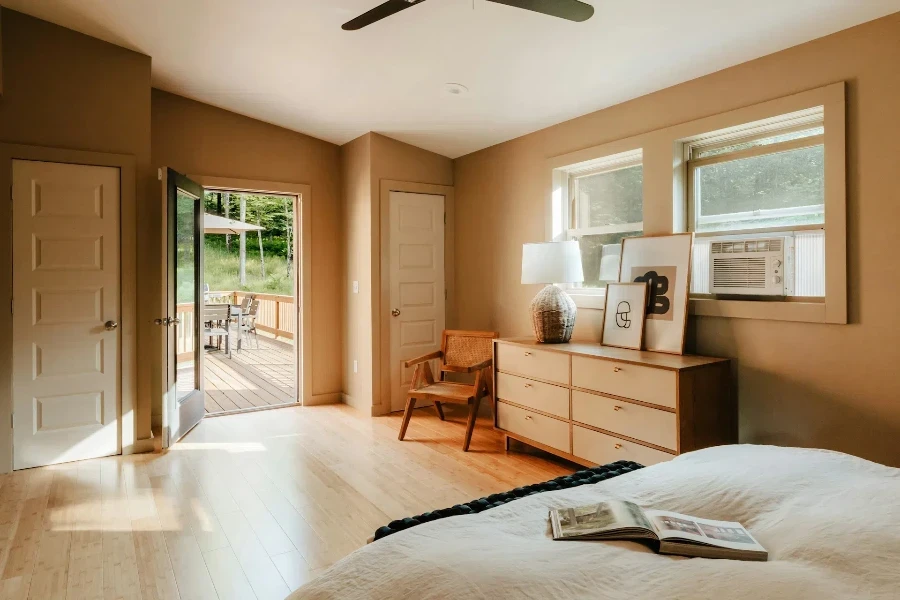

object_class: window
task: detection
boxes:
[686,111,826,297]
[557,150,643,294]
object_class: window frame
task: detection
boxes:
[551,149,644,308]
[686,123,826,238]
[548,82,846,324]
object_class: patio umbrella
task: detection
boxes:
[204,213,264,235]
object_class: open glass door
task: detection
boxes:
[160,168,205,446]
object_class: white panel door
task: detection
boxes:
[12,160,120,470]
[389,192,445,413]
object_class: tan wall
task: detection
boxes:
[453,13,900,466]
[0,9,155,443]
[151,89,344,408]
[340,134,373,412]
[340,133,453,413]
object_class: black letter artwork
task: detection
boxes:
[615,301,632,329]
[634,270,670,317]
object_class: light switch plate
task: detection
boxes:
[352,281,359,294]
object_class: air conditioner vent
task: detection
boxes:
[711,238,783,254]
[712,258,767,288]
[709,236,790,296]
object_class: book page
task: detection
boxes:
[551,501,654,539]
[644,510,766,552]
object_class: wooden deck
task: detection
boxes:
[204,335,297,415]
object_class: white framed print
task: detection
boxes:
[601,283,648,350]
[618,233,693,355]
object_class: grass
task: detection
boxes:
[203,242,294,296]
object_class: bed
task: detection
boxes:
[290,444,900,599]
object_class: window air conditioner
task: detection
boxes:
[709,237,793,296]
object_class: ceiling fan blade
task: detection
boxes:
[342,0,428,30]
[485,0,594,22]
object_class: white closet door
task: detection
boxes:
[12,160,120,470]
[389,192,445,413]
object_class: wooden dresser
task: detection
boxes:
[493,338,734,467]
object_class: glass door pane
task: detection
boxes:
[165,168,205,446]
[175,188,200,402]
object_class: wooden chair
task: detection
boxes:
[398,330,499,451]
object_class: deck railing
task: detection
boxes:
[175,290,295,357]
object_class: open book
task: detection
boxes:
[549,501,767,561]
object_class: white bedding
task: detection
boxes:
[291,445,900,600]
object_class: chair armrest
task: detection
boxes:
[404,350,442,369]
[442,358,492,374]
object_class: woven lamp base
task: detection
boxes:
[530,284,577,343]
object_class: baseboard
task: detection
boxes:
[306,392,342,406]
[124,434,155,455]
[341,393,370,413]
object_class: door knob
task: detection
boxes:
[105,321,119,331]
[391,309,401,317]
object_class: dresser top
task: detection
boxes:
[495,338,729,371]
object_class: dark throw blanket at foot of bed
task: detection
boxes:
[373,460,644,541]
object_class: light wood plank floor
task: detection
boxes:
[0,404,577,599]
[204,336,297,415]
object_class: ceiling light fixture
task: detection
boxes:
[444,83,469,96]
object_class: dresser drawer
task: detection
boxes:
[496,373,569,419]
[497,343,569,385]
[572,390,677,451]
[573,426,673,467]
[497,402,569,453]
[572,356,676,409]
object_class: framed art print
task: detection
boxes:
[601,283,648,350]
[618,233,693,354]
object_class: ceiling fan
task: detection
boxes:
[342,0,594,31]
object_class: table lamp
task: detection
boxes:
[521,241,584,343]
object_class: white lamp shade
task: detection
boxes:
[598,243,622,282]
[521,241,584,284]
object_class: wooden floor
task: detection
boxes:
[204,335,296,415]
[0,404,576,600]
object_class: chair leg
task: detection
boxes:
[463,395,481,452]
[398,397,416,441]
[433,401,445,421]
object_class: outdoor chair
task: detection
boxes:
[203,304,232,358]
[238,299,261,350]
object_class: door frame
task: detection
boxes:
[377,180,455,416]
[188,175,313,408]
[0,143,140,474]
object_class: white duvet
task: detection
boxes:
[291,445,900,599]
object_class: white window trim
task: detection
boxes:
[686,117,826,238]
[548,82,846,324]
[549,149,643,308]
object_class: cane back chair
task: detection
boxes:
[398,330,499,451]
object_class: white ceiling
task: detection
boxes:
[4,0,899,158]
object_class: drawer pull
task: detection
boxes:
[613,405,622,412]
[614,443,623,450]
[613,367,622,373]
[524,415,533,421]
[524,351,532,357]
[524,383,532,388]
